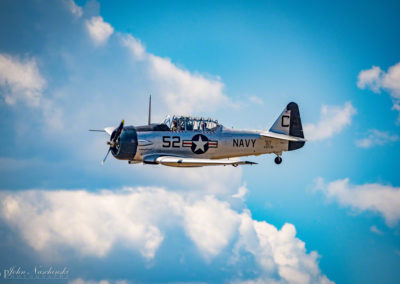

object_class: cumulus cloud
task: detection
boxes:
[357,62,400,98]
[357,62,400,121]
[170,166,244,196]
[232,184,248,200]
[66,0,83,18]
[357,66,383,93]
[316,178,400,227]
[121,34,229,115]
[121,35,146,60]
[0,188,178,258]
[0,53,63,129]
[303,102,356,141]
[355,129,399,148]
[183,195,241,259]
[1,5,229,136]
[234,212,334,284]
[0,188,332,283]
[86,16,114,46]
[0,53,45,106]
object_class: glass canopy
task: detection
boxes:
[162,115,220,132]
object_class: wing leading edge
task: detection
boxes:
[142,155,257,167]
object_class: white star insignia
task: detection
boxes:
[193,136,207,152]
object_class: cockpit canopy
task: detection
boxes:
[163,115,220,132]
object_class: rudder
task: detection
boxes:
[286,102,305,150]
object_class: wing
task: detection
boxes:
[142,154,257,167]
[260,131,307,142]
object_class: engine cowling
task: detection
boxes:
[111,126,138,160]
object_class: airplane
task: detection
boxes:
[90,97,306,167]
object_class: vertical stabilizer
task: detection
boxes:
[269,107,291,135]
[269,102,305,150]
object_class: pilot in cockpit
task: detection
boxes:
[171,120,178,131]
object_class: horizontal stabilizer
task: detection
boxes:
[260,131,307,142]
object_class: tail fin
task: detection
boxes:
[269,102,305,151]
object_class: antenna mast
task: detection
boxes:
[148,95,151,125]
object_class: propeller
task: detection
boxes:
[102,119,124,165]
[102,148,111,165]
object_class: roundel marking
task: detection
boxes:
[191,134,209,154]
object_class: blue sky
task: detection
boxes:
[0,1,400,283]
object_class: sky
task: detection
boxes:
[0,0,400,283]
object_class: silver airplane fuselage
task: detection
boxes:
[134,127,287,161]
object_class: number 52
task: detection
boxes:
[162,136,180,148]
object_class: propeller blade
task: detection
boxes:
[89,129,106,132]
[101,120,124,165]
[113,119,125,142]
[102,148,111,165]
[118,120,124,132]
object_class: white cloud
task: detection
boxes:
[381,63,400,99]
[355,129,399,148]
[183,195,241,259]
[121,35,146,60]
[357,66,383,93]
[232,184,248,200]
[85,16,114,46]
[0,53,45,106]
[121,34,229,115]
[303,102,356,141]
[235,212,334,284]
[0,188,172,258]
[316,178,400,227]
[357,62,400,121]
[370,225,383,235]
[0,53,63,129]
[0,188,332,283]
[66,0,83,18]
[158,166,244,197]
